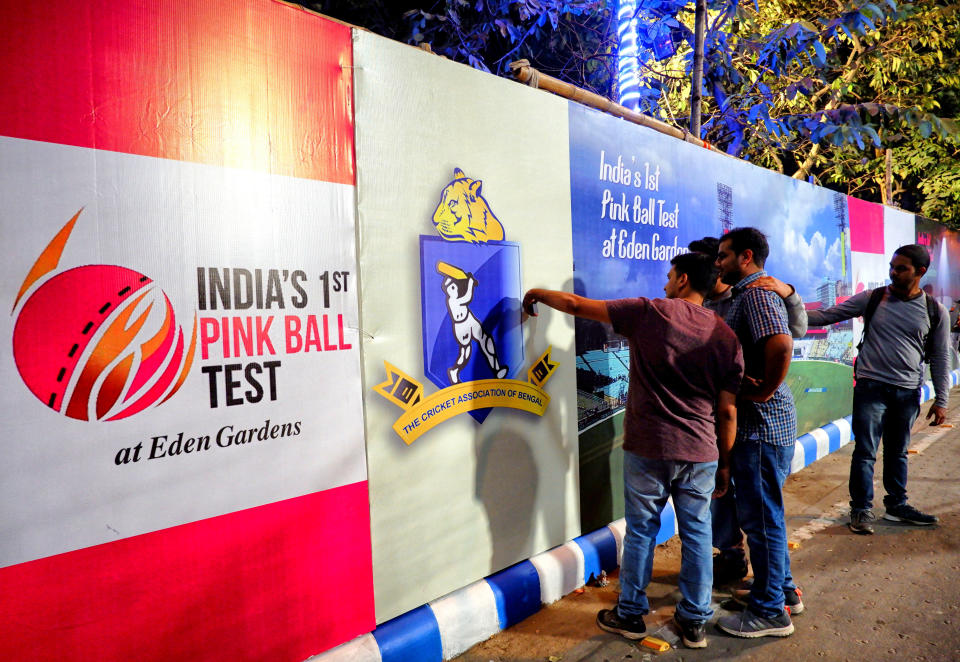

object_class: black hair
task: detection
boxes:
[893,244,931,271]
[720,227,769,267]
[671,252,718,296]
[687,236,720,256]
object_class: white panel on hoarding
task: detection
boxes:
[353,30,579,621]
[885,206,917,252]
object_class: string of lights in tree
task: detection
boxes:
[616,0,686,114]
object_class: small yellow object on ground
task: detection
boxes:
[639,636,671,652]
[788,540,801,550]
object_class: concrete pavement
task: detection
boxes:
[456,398,960,662]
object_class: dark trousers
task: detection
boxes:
[849,378,921,512]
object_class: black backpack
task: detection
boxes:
[858,287,942,364]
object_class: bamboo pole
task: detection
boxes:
[509,59,727,155]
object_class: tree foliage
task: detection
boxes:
[301,1,617,96]
[300,0,960,226]
[678,0,960,225]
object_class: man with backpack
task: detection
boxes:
[807,244,950,534]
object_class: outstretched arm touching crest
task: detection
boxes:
[523,289,611,324]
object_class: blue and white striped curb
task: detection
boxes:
[791,416,852,474]
[310,521,626,662]
[313,370,959,662]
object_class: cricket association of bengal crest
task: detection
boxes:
[374,168,557,444]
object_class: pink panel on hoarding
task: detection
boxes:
[0,483,375,661]
[848,197,884,254]
[0,0,354,185]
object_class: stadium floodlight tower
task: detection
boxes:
[833,192,849,291]
[717,182,733,235]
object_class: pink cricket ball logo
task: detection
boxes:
[11,210,197,421]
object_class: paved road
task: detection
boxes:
[458,398,960,662]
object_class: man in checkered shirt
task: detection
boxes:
[713,227,799,639]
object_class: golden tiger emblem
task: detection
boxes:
[432,168,504,243]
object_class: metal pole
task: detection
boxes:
[690,0,706,137]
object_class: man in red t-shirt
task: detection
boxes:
[523,252,743,650]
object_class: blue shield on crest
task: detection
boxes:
[420,236,524,423]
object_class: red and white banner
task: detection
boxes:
[0,1,373,660]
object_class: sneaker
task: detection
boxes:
[674,613,707,648]
[785,587,804,615]
[849,509,876,535]
[716,609,794,638]
[883,504,938,525]
[730,578,756,604]
[732,582,804,614]
[596,608,646,640]
[720,597,744,612]
[731,583,751,603]
[713,554,748,587]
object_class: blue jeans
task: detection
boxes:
[850,378,921,512]
[618,451,716,624]
[731,438,796,618]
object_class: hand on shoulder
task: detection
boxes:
[742,284,782,305]
[745,275,793,299]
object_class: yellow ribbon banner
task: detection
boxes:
[527,346,558,387]
[392,378,550,445]
[373,361,423,410]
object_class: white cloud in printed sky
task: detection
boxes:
[825,234,844,272]
[731,174,842,301]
